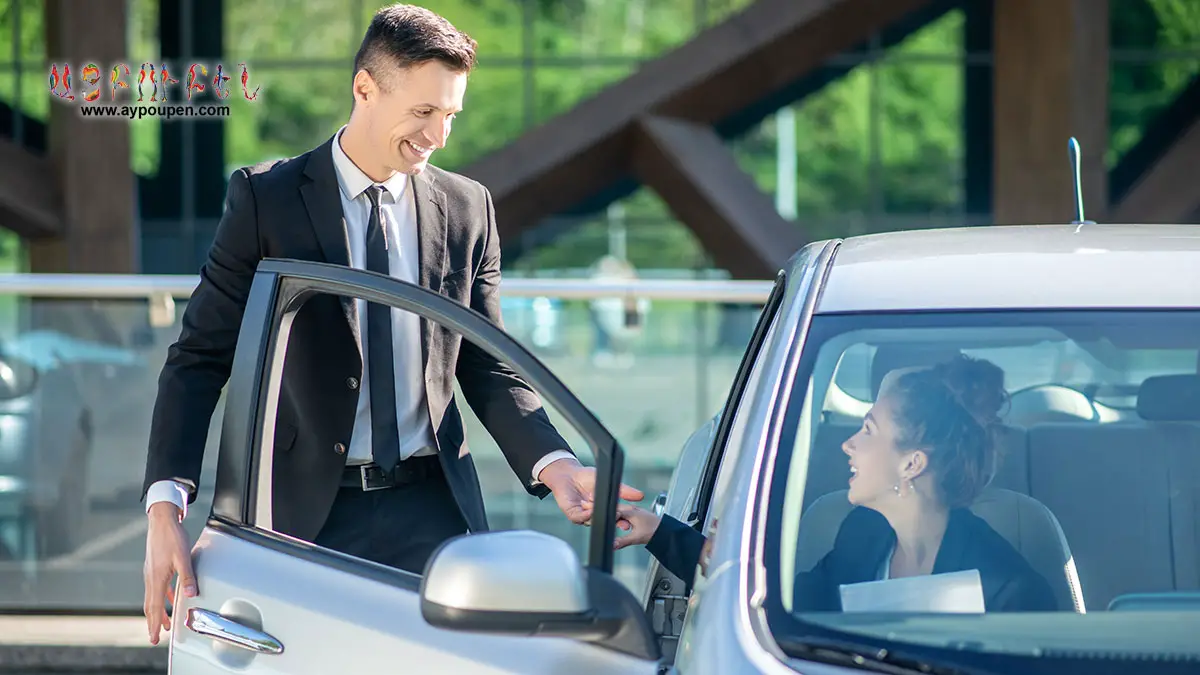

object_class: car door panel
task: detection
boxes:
[170,526,656,674]
[169,259,656,674]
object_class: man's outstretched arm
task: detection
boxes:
[454,184,643,521]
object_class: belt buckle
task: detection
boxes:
[359,465,390,492]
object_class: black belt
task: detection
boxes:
[340,454,440,491]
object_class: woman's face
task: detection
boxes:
[842,392,911,508]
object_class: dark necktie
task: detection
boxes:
[364,186,400,472]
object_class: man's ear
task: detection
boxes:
[352,69,376,106]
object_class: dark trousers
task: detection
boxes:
[313,457,469,575]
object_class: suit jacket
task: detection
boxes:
[142,134,573,541]
[648,507,1059,612]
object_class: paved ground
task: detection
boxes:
[0,616,156,647]
[0,617,166,673]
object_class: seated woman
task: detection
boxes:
[616,354,1058,612]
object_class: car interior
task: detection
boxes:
[791,336,1200,615]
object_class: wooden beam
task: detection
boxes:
[32,0,135,273]
[993,0,1109,225]
[1110,119,1200,222]
[462,0,935,241]
[0,138,62,239]
[1109,74,1200,222]
[632,116,804,278]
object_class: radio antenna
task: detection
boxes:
[1068,137,1094,225]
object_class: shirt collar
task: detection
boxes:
[331,125,410,202]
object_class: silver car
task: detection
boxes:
[169,224,1200,674]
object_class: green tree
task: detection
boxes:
[1109,0,1200,166]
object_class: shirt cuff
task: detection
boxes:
[531,450,577,485]
[145,480,189,521]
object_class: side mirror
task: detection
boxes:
[420,530,609,639]
[419,529,660,664]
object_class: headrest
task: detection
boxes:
[870,345,962,400]
[1138,375,1200,422]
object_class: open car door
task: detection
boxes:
[167,259,659,674]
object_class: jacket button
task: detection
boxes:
[346,377,359,390]
[333,443,346,455]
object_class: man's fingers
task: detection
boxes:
[144,609,159,645]
[174,547,198,598]
[144,566,161,643]
[145,590,165,645]
[565,503,593,525]
[618,483,645,501]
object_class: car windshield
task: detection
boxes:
[765,309,1200,669]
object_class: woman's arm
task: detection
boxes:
[645,514,707,583]
[614,505,707,585]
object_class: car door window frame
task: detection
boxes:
[690,270,788,526]
[210,258,629,575]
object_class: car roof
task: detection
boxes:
[811,224,1200,313]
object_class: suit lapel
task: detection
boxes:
[300,136,360,353]
[412,171,448,377]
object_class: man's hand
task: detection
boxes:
[143,502,197,646]
[538,458,645,527]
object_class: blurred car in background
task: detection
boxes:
[0,331,141,560]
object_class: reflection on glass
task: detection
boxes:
[771,309,1200,664]
[0,298,221,611]
[0,292,760,609]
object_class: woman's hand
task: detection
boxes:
[613,503,663,550]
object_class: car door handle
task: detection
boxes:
[185,607,284,655]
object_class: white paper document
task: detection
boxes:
[839,569,985,613]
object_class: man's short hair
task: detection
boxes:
[353,4,477,88]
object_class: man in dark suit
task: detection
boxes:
[141,3,642,646]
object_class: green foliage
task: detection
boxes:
[1109,0,1200,166]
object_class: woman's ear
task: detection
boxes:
[901,449,929,481]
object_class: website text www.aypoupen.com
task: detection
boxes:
[79,104,231,120]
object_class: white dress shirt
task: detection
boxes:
[146,127,571,519]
